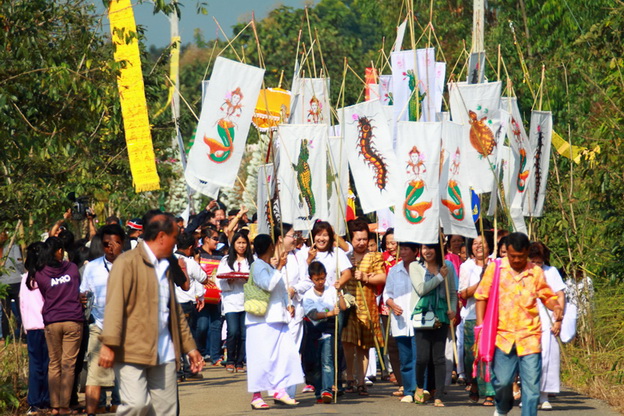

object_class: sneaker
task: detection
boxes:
[400,395,414,403]
[301,384,315,393]
[26,407,40,415]
[203,354,211,361]
[540,401,553,410]
[364,377,373,386]
[321,391,333,403]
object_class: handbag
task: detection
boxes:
[243,264,270,316]
[412,310,441,329]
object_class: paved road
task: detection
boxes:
[175,365,620,416]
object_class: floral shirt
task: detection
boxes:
[474,257,558,356]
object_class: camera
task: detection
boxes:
[67,192,95,221]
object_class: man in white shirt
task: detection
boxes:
[99,211,203,416]
[174,232,207,381]
[80,224,125,416]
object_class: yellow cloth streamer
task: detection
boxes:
[552,131,600,165]
[108,0,160,192]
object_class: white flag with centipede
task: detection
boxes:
[523,111,552,217]
[448,81,502,193]
[338,99,401,213]
[440,120,477,238]
[394,121,441,244]
[277,124,328,231]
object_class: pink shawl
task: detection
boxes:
[473,259,501,382]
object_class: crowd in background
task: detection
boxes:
[0,200,593,416]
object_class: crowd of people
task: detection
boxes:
[0,200,593,416]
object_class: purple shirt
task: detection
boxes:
[34,261,84,325]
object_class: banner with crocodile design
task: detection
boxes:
[277,124,328,231]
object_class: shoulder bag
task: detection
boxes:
[243,263,270,316]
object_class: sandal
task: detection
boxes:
[250,398,270,410]
[469,391,480,403]
[483,397,495,406]
[414,390,426,404]
[357,385,369,396]
[344,380,356,393]
[434,399,445,407]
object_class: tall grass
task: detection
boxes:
[562,282,624,414]
[0,318,28,415]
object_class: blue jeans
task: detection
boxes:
[395,336,416,396]
[195,303,223,363]
[492,346,541,416]
[27,329,50,408]
[309,335,334,396]
[224,312,246,367]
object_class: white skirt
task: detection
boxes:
[246,322,304,393]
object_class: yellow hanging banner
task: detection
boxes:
[108,0,160,192]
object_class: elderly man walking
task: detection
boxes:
[99,210,203,416]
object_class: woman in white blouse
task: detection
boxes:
[383,242,420,403]
[458,234,495,406]
[246,234,304,410]
[216,231,254,373]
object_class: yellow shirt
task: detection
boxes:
[474,257,557,356]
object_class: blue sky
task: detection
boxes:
[94,0,314,48]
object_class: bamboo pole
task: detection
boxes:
[438,232,459,365]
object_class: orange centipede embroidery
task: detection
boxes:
[355,115,388,191]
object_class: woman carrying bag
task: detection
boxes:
[409,243,457,407]
[245,234,304,410]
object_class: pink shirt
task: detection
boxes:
[19,272,45,332]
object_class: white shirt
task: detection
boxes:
[142,242,175,364]
[174,253,207,304]
[301,247,352,287]
[245,259,290,325]
[282,249,313,324]
[458,258,483,320]
[383,261,416,337]
[80,256,113,329]
[538,265,566,329]
[303,285,338,339]
[216,256,250,314]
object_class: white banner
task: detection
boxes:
[379,75,393,105]
[338,100,401,213]
[327,136,349,236]
[277,124,328,231]
[440,121,477,238]
[448,81,502,193]
[290,78,331,125]
[186,57,265,190]
[257,164,276,235]
[394,121,441,244]
[376,207,395,233]
[524,111,552,217]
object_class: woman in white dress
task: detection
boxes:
[529,242,566,411]
[247,234,304,410]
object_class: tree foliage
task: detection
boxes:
[0,0,176,240]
